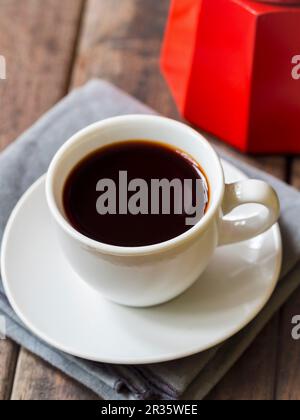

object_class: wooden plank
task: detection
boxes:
[0,0,86,400]
[71,0,179,119]
[207,320,280,400]
[0,340,19,400]
[0,0,84,148]
[274,159,300,400]
[11,349,98,400]
[7,0,287,400]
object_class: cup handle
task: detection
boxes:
[218,180,280,246]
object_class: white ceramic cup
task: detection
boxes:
[46,115,280,307]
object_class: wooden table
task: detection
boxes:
[0,0,299,400]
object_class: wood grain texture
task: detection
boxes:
[71,0,179,118]
[11,349,98,400]
[1,0,290,400]
[0,340,19,400]
[0,0,85,400]
[274,162,300,400]
[208,319,280,400]
[0,0,84,149]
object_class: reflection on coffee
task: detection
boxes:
[63,141,209,247]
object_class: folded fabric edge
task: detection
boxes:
[0,309,124,400]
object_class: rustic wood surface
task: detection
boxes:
[0,0,299,400]
[273,164,300,400]
[11,350,98,400]
[0,0,86,400]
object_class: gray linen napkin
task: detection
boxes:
[1,80,300,400]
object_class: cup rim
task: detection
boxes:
[46,115,225,256]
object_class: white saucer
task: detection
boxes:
[1,160,282,365]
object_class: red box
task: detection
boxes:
[161,0,300,153]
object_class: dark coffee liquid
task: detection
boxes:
[63,141,209,247]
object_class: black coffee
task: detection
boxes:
[63,141,209,247]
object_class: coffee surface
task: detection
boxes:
[63,141,209,247]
